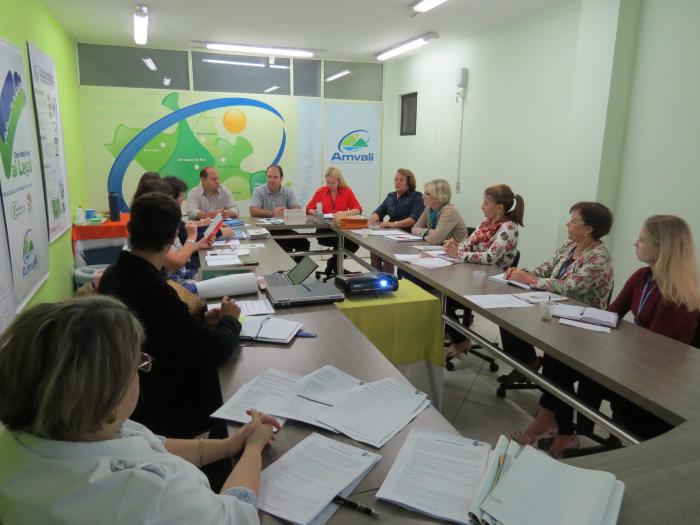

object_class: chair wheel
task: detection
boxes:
[496,387,506,398]
[489,362,500,372]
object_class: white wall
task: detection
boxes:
[381,1,582,269]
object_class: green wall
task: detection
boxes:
[0,0,86,308]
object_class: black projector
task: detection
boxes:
[334,272,399,296]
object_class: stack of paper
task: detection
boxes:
[247,227,271,239]
[377,430,491,524]
[205,252,242,267]
[384,233,422,242]
[338,215,369,229]
[240,316,303,343]
[488,272,532,290]
[318,378,429,448]
[478,445,625,525]
[296,365,365,405]
[463,294,534,309]
[258,433,381,525]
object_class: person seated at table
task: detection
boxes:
[576,215,700,442]
[411,179,469,245]
[443,184,524,359]
[99,193,242,442]
[0,295,280,524]
[250,164,310,262]
[306,167,362,277]
[187,166,240,220]
[505,202,614,456]
[369,168,425,273]
[131,172,170,205]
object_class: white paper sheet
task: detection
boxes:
[195,272,258,299]
[559,318,611,333]
[317,378,428,448]
[205,255,242,266]
[369,228,404,236]
[410,257,453,269]
[237,299,275,316]
[463,294,534,309]
[393,253,423,262]
[516,292,567,303]
[296,365,365,406]
[377,430,491,525]
[413,245,444,251]
[488,272,532,290]
[258,433,381,525]
[211,239,241,248]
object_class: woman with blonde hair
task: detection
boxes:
[411,179,469,245]
[306,166,362,276]
[0,296,280,524]
[576,214,700,441]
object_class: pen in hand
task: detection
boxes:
[333,495,381,518]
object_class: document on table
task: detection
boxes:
[413,245,444,251]
[559,318,611,333]
[368,228,404,236]
[377,430,491,525]
[211,239,240,248]
[258,433,381,525]
[317,377,429,448]
[394,253,423,262]
[410,257,453,269]
[296,365,365,406]
[205,254,242,266]
[463,294,534,309]
[516,291,567,303]
[237,299,275,316]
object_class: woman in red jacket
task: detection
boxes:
[306,167,362,276]
[576,214,700,442]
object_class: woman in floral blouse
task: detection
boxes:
[443,184,525,358]
[505,202,614,457]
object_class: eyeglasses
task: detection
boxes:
[137,352,153,373]
[424,192,432,197]
[568,218,586,226]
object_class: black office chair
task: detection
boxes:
[445,246,520,373]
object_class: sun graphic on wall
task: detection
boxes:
[222,108,247,133]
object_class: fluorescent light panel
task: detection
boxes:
[269,64,290,70]
[264,85,280,93]
[202,58,265,68]
[141,56,157,71]
[413,0,449,14]
[325,69,351,82]
[206,42,313,58]
[133,5,149,46]
[377,33,438,61]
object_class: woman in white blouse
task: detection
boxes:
[0,296,280,525]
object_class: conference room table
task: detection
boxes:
[199,229,700,524]
[333,227,700,442]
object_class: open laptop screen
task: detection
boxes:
[286,256,318,285]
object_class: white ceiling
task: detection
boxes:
[43,0,571,61]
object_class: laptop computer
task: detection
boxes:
[266,282,345,307]
[263,256,318,287]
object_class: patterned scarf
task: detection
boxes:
[428,207,441,229]
[470,217,508,247]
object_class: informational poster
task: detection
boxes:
[323,101,382,214]
[0,207,16,333]
[27,43,71,241]
[0,39,49,309]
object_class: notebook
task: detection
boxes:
[239,316,303,343]
[552,305,619,328]
[266,282,345,307]
[488,272,531,290]
[262,256,318,286]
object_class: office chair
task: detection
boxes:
[445,246,520,373]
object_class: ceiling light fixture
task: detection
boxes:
[376,32,438,61]
[141,56,157,71]
[264,85,280,93]
[412,0,449,14]
[325,70,351,82]
[133,5,149,46]
[163,76,171,86]
[202,58,265,68]
[269,64,290,70]
[205,42,313,58]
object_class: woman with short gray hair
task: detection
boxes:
[411,178,469,244]
[0,296,279,525]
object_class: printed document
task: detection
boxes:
[295,365,364,406]
[377,430,491,524]
[258,433,381,525]
[463,294,534,309]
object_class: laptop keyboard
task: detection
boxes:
[265,273,292,286]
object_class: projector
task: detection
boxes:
[334,272,399,296]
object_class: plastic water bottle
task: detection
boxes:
[75,206,85,224]
[316,202,324,224]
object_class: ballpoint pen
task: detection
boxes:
[332,495,381,518]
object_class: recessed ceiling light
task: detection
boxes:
[202,58,265,68]
[413,0,449,14]
[376,33,438,61]
[133,5,149,46]
[264,85,280,93]
[205,42,313,58]
[325,70,351,82]
[141,56,157,71]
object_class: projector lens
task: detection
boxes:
[380,280,387,287]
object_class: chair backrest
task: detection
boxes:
[467,226,476,237]
[691,314,700,349]
[512,250,521,268]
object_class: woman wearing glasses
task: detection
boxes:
[503,202,614,456]
[411,179,469,245]
[0,296,280,524]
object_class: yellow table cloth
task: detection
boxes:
[335,279,444,367]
